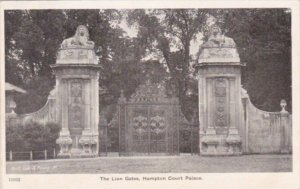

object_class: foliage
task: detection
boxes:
[14,76,55,114]
[126,9,210,119]
[5,9,292,117]
[6,121,60,152]
[211,9,291,111]
[128,9,291,113]
[6,123,25,152]
[43,122,61,152]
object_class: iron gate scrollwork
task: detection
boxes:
[129,108,169,155]
[106,82,184,156]
[150,115,167,153]
[101,81,199,156]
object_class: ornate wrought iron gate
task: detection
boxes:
[106,82,184,156]
[99,81,200,156]
[127,106,173,155]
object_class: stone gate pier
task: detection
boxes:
[51,25,101,158]
[6,24,292,158]
[195,25,247,155]
[194,25,292,156]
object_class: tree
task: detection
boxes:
[63,9,121,64]
[5,10,27,87]
[210,9,291,111]
[6,9,169,115]
[14,76,55,114]
[44,122,61,152]
[13,10,67,78]
[5,9,291,116]
[5,10,126,113]
[126,9,209,119]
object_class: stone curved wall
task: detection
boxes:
[241,91,292,154]
[7,88,57,127]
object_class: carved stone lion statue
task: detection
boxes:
[204,24,236,48]
[196,24,240,63]
[60,25,95,49]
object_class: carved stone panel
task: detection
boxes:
[68,79,84,148]
[214,77,228,133]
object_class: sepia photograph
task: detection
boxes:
[0,1,299,189]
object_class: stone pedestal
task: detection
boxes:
[194,25,243,156]
[201,127,219,155]
[56,128,72,158]
[280,111,292,154]
[51,25,101,158]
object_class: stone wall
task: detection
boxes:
[6,88,57,127]
[195,24,292,155]
[241,90,292,154]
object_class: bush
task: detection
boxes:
[6,121,60,153]
[6,123,24,152]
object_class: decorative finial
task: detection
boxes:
[280,99,288,113]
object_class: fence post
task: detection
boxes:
[30,151,33,161]
[280,99,291,154]
[280,112,290,153]
[53,148,56,159]
[9,150,13,161]
[44,150,47,160]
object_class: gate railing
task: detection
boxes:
[99,111,199,156]
[179,114,199,155]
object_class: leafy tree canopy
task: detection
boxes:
[5,9,291,118]
[210,9,291,111]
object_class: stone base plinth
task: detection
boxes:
[56,130,99,158]
[70,148,83,158]
[200,127,219,155]
[201,136,219,155]
[200,131,242,156]
[78,133,98,158]
[56,132,73,158]
[226,132,242,155]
